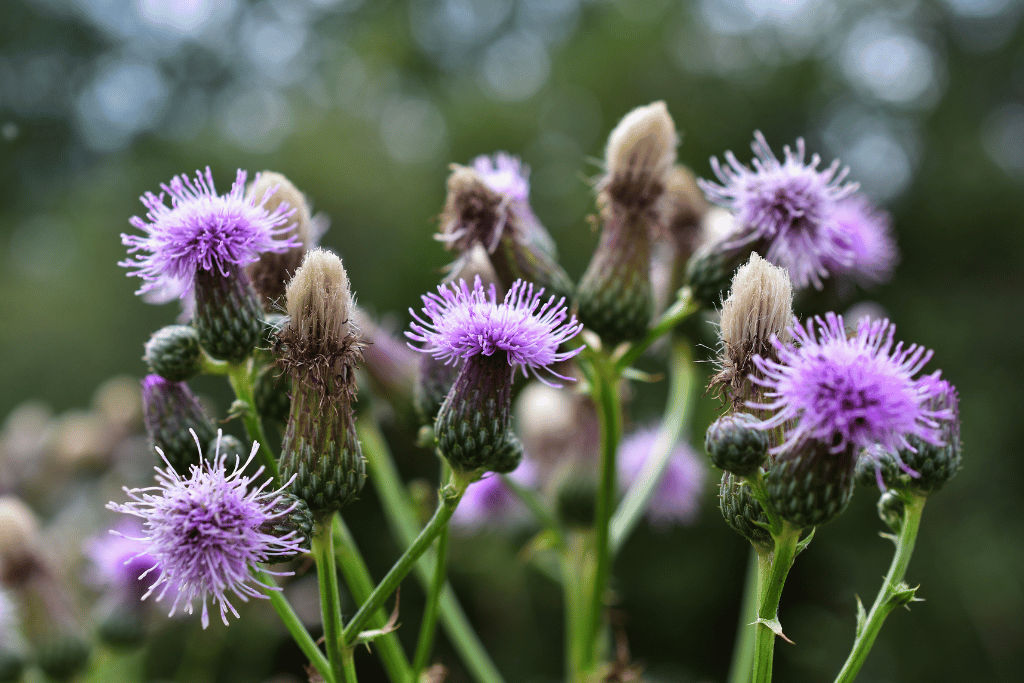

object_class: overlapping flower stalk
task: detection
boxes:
[97,106,962,683]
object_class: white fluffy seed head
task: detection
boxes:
[720,253,793,357]
[605,101,678,185]
[285,248,356,347]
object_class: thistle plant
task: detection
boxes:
[0,98,965,683]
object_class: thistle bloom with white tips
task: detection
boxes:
[751,313,951,457]
[699,132,858,290]
[121,167,299,302]
[407,277,583,387]
[106,436,304,628]
[473,152,531,207]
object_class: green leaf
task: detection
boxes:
[795,527,816,555]
[855,595,867,638]
[890,582,923,610]
[754,617,794,644]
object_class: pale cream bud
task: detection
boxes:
[712,253,793,408]
[437,166,503,253]
[604,101,678,192]
[246,171,315,310]
[0,497,42,587]
[284,248,357,353]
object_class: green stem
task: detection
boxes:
[357,418,506,683]
[614,287,696,373]
[259,569,334,683]
[564,532,596,683]
[752,524,801,683]
[227,361,280,484]
[342,472,470,644]
[332,516,412,683]
[834,493,927,683]
[609,339,694,553]
[727,548,764,683]
[411,515,451,678]
[500,473,566,549]
[342,648,358,683]
[582,351,622,671]
[313,518,347,683]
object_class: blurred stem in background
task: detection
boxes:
[834,493,926,683]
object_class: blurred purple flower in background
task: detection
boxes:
[617,428,707,528]
[451,460,538,532]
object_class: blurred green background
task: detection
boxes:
[2,0,1023,681]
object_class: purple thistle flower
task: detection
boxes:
[106,434,304,628]
[450,460,537,532]
[473,152,531,207]
[751,313,951,457]
[698,132,858,290]
[121,167,299,303]
[86,518,161,601]
[827,195,899,286]
[617,428,707,528]
[407,276,583,387]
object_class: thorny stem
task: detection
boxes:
[357,418,506,683]
[342,471,470,644]
[751,523,801,683]
[610,338,694,553]
[834,493,927,683]
[227,361,280,484]
[331,516,412,683]
[259,569,334,683]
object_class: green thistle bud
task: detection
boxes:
[877,490,905,534]
[415,354,459,427]
[193,264,264,364]
[854,445,904,490]
[435,354,524,475]
[35,635,89,682]
[684,241,749,308]
[254,368,291,426]
[767,442,856,529]
[140,376,216,472]
[97,607,146,650]
[718,471,772,551]
[277,249,366,514]
[205,433,246,468]
[556,470,598,529]
[577,102,678,348]
[259,492,314,563]
[143,325,201,382]
[705,413,769,478]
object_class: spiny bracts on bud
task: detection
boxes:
[439,157,573,301]
[245,172,314,311]
[705,413,769,478]
[767,441,856,529]
[710,253,793,408]
[140,375,216,472]
[577,102,677,347]
[434,354,525,474]
[683,239,751,308]
[193,264,265,364]
[718,471,772,551]
[143,325,202,382]
[276,249,366,513]
[258,492,314,563]
[407,277,582,476]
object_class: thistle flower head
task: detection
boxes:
[751,313,950,456]
[699,132,858,290]
[407,277,583,387]
[106,435,304,628]
[828,194,899,286]
[473,152,530,206]
[121,167,299,302]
